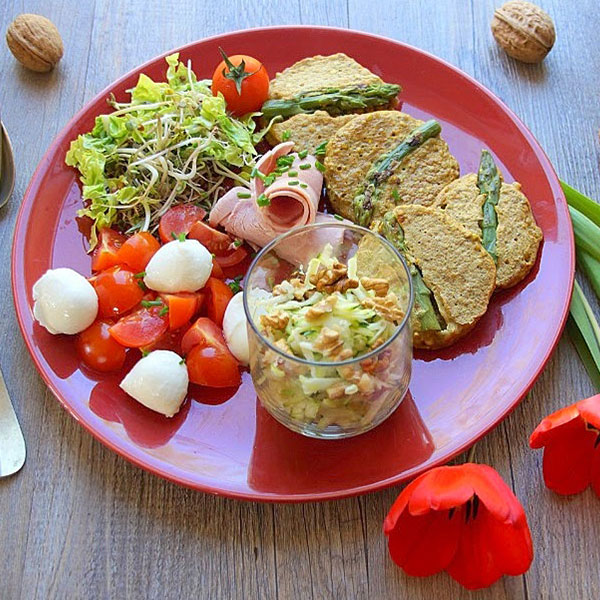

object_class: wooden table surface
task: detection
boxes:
[1,1,599,598]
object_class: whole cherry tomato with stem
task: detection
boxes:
[211,49,269,116]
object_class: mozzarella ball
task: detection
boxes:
[32,268,98,335]
[120,350,188,417]
[144,239,212,293]
[223,292,249,364]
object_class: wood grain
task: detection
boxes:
[1,0,599,598]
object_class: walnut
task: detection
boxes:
[361,292,405,323]
[360,277,389,297]
[305,295,337,321]
[260,311,289,330]
[491,1,555,63]
[310,261,347,289]
[6,14,64,72]
[324,277,359,294]
[326,382,347,400]
[313,327,344,356]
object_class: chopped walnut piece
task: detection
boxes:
[326,382,347,399]
[361,292,404,322]
[323,277,359,294]
[310,261,347,290]
[313,327,343,356]
[360,277,389,297]
[260,311,289,330]
[305,295,337,321]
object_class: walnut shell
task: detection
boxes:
[491,1,555,63]
[6,14,63,72]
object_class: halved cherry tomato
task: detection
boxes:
[90,266,144,318]
[211,52,269,116]
[204,277,233,326]
[76,320,127,372]
[214,245,248,268]
[118,232,160,272]
[160,292,199,331]
[182,318,240,387]
[211,258,225,280]
[140,327,186,355]
[158,204,207,244]
[92,228,126,272]
[188,220,233,255]
[109,307,169,348]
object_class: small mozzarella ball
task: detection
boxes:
[120,350,188,417]
[223,292,249,364]
[32,268,98,335]
[144,239,212,293]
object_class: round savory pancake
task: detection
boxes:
[268,53,385,100]
[433,174,543,289]
[324,111,460,222]
[266,111,356,153]
[393,205,496,349]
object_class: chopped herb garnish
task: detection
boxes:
[172,232,187,242]
[141,349,150,357]
[264,174,276,186]
[134,271,146,279]
[276,155,295,168]
[315,160,326,173]
[137,280,147,291]
[288,170,298,177]
[228,275,243,294]
[250,166,259,178]
[233,239,243,248]
[179,357,186,365]
[299,163,311,170]
[142,299,164,308]
[334,214,343,221]
[257,193,270,206]
[299,182,308,189]
[159,305,169,316]
[237,191,252,199]
[314,141,328,156]
[281,130,291,141]
[298,149,308,159]
[288,180,300,186]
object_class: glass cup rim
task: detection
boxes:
[242,221,415,368]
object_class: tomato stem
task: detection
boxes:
[219,47,259,96]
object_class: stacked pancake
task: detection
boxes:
[262,54,543,349]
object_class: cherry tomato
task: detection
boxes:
[204,277,233,326]
[214,245,249,268]
[140,327,186,355]
[211,258,225,280]
[109,307,169,348]
[160,292,200,330]
[92,228,126,272]
[76,320,127,372]
[90,266,144,318]
[158,204,207,244]
[118,232,160,272]
[212,51,269,116]
[182,318,240,387]
[188,220,234,255]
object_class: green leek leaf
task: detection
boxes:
[561,180,600,228]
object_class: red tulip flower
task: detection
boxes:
[383,463,533,590]
[530,394,600,496]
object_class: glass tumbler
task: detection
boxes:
[243,222,414,439]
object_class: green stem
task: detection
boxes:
[379,212,443,331]
[260,83,401,120]
[353,119,442,227]
[477,150,501,263]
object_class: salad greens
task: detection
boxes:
[66,53,270,247]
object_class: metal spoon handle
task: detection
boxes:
[0,367,26,477]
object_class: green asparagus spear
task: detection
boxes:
[353,119,442,227]
[260,83,401,120]
[379,212,443,331]
[476,150,501,263]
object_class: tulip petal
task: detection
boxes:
[576,394,600,430]
[542,419,596,494]
[388,509,461,577]
[447,507,502,589]
[407,467,475,515]
[529,404,581,448]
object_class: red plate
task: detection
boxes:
[11,27,574,501]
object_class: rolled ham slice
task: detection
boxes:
[209,143,344,265]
